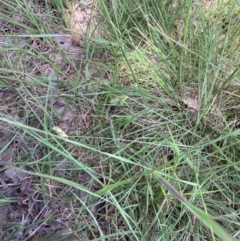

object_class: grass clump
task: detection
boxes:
[0,0,239,240]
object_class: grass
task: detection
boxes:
[0,0,240,240]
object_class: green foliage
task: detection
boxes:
[0,0,239,240]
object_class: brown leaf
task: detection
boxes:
[4,167,28,185]
[0,147,15,165]
[182,97,198,110]
[56,106,74,121]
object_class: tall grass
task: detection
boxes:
[0,0,239,240]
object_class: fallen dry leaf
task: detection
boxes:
[0,147,15,165]
[56,106,74,121]
[4,167,28,185]
[182,97,198,110]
